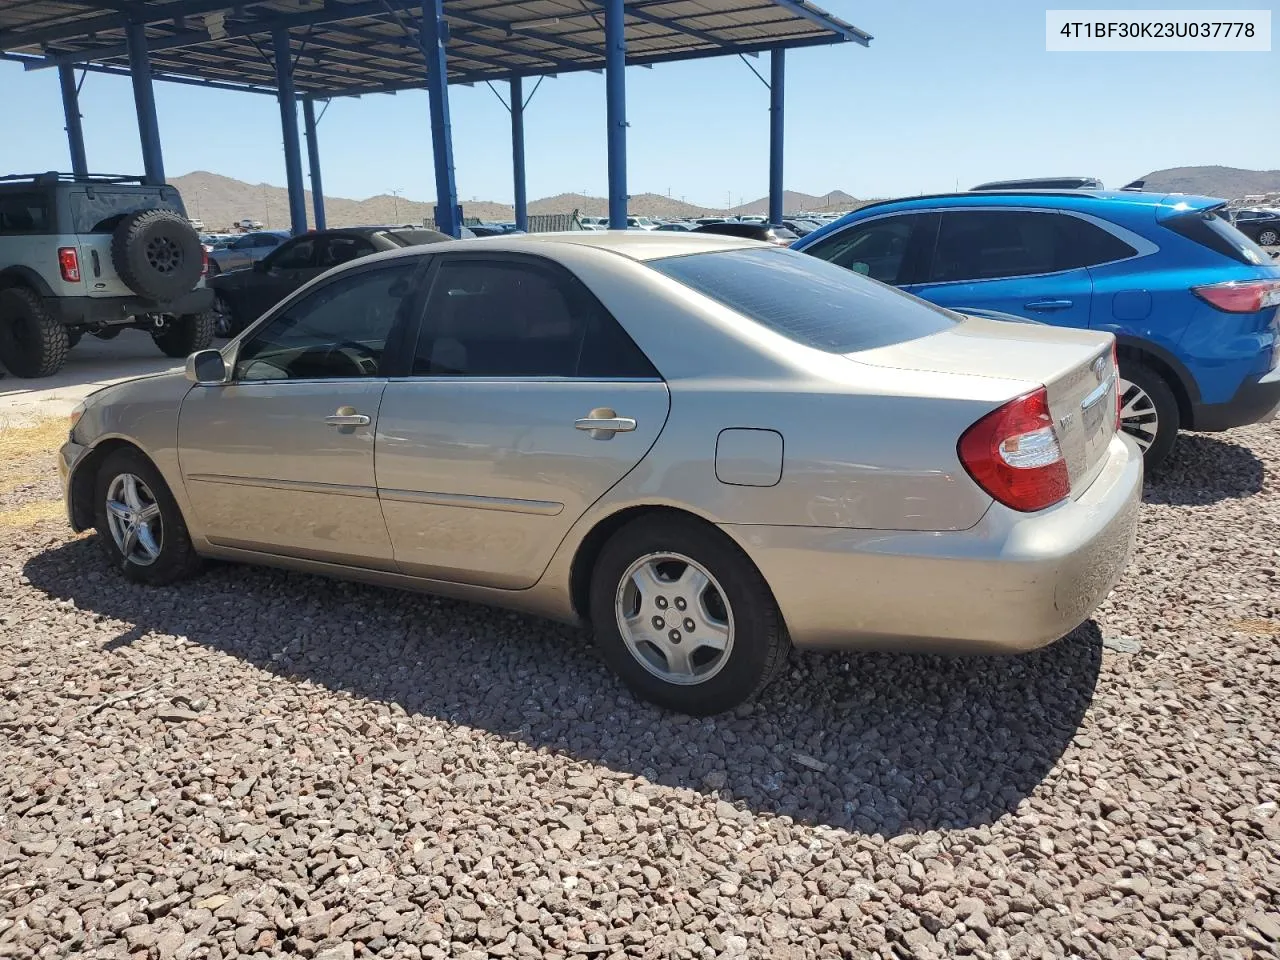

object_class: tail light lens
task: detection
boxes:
[1191,278,1280,313]
[958,386,1069,512]
[58,247,80,283]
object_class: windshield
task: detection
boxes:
[69,186,186,233]
[649,247,959,353]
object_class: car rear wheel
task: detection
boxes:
[93,447,202,585]
[0,286,70,378]
[1118,360,1179,470]
[1257,228,1279,247]
[152,310,215,358]
[589,515,789,715]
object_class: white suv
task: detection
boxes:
[0,172,214,377]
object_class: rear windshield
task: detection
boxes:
[649,247,959,353]
[70,187,186,233]
[1164,207,1271,266]
[378,228,448,247]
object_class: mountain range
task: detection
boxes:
[172,172,860,230]
[170,167,1280,233]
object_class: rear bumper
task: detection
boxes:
[1190,366,1280,432]
[45,288,214,327]
[721,433,1142,654]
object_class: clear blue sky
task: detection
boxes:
[1,0,1275,207]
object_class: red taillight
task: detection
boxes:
[58,247,80,283]
[1191,279,1280,313]
[958,386,1069,513]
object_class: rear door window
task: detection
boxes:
[930,210,1060,282]
[802,213,938,284]
[411,257,657,378]
[650,246,958,353]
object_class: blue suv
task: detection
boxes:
[792,190,1280,468]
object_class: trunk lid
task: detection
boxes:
[849,315,1119,494]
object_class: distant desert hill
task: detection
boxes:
[168,171,863,229]
[1138,166,1280,199]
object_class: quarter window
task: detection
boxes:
[411,258,657,379]
[0,192,51,234]
[268,237,317,270]
[234,263,421,381]
[320,235,377,268]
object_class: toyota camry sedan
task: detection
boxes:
[60,232,1141,715]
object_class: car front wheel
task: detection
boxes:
[1118,360,1179,470]
[92,447,202,585]
[589,515,789,715]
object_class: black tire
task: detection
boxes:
[111,208,203,301]
[589,515,790,715]
[92,447,202,586]
[152,311,215,358]
[1258,228,1279,247]
[1119,359,1179,471]
[211,292,241,338]
[0,286,70,378]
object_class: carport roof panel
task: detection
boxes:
[0,0,870,97]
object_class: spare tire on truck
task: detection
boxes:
[111,209,203,302]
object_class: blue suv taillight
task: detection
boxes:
[1191,279,1280,313]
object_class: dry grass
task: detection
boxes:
[1230,617,1280,637]
[0,499,63,529]
[0,418,67,459]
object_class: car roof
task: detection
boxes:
[354,229,761,264]
[848,189,1226,216]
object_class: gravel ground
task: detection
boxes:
[1,420,1278,960]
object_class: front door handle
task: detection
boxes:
[575,407,637,440]
[1024,299,1073,312]
[325,405,370,426]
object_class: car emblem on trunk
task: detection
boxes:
[1092,355,1108,380]
[1059,412,1075,431]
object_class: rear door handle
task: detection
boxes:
[325,405,370,426]
[575,407,636,440]
[1024,299,1073,312]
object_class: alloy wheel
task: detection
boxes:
[615,552,734,685]
[1118,377,1159,453]
[105,472,163,566]
[1258,229,1278,246]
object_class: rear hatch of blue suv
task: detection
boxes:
[793,190,1280,469]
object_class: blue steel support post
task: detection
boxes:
[273,26,308,235]
[124,22,165,185]
[57,64,88,178]
[604,0,627,229]
[302,97,326,231]
[423,0,459,237]
[768,48,785,227]
[510,77,528,232]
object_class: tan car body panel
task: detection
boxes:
[64,234,1141,651]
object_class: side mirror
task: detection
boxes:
[185,349,229,385]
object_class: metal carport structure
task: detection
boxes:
[0,0,870,235]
